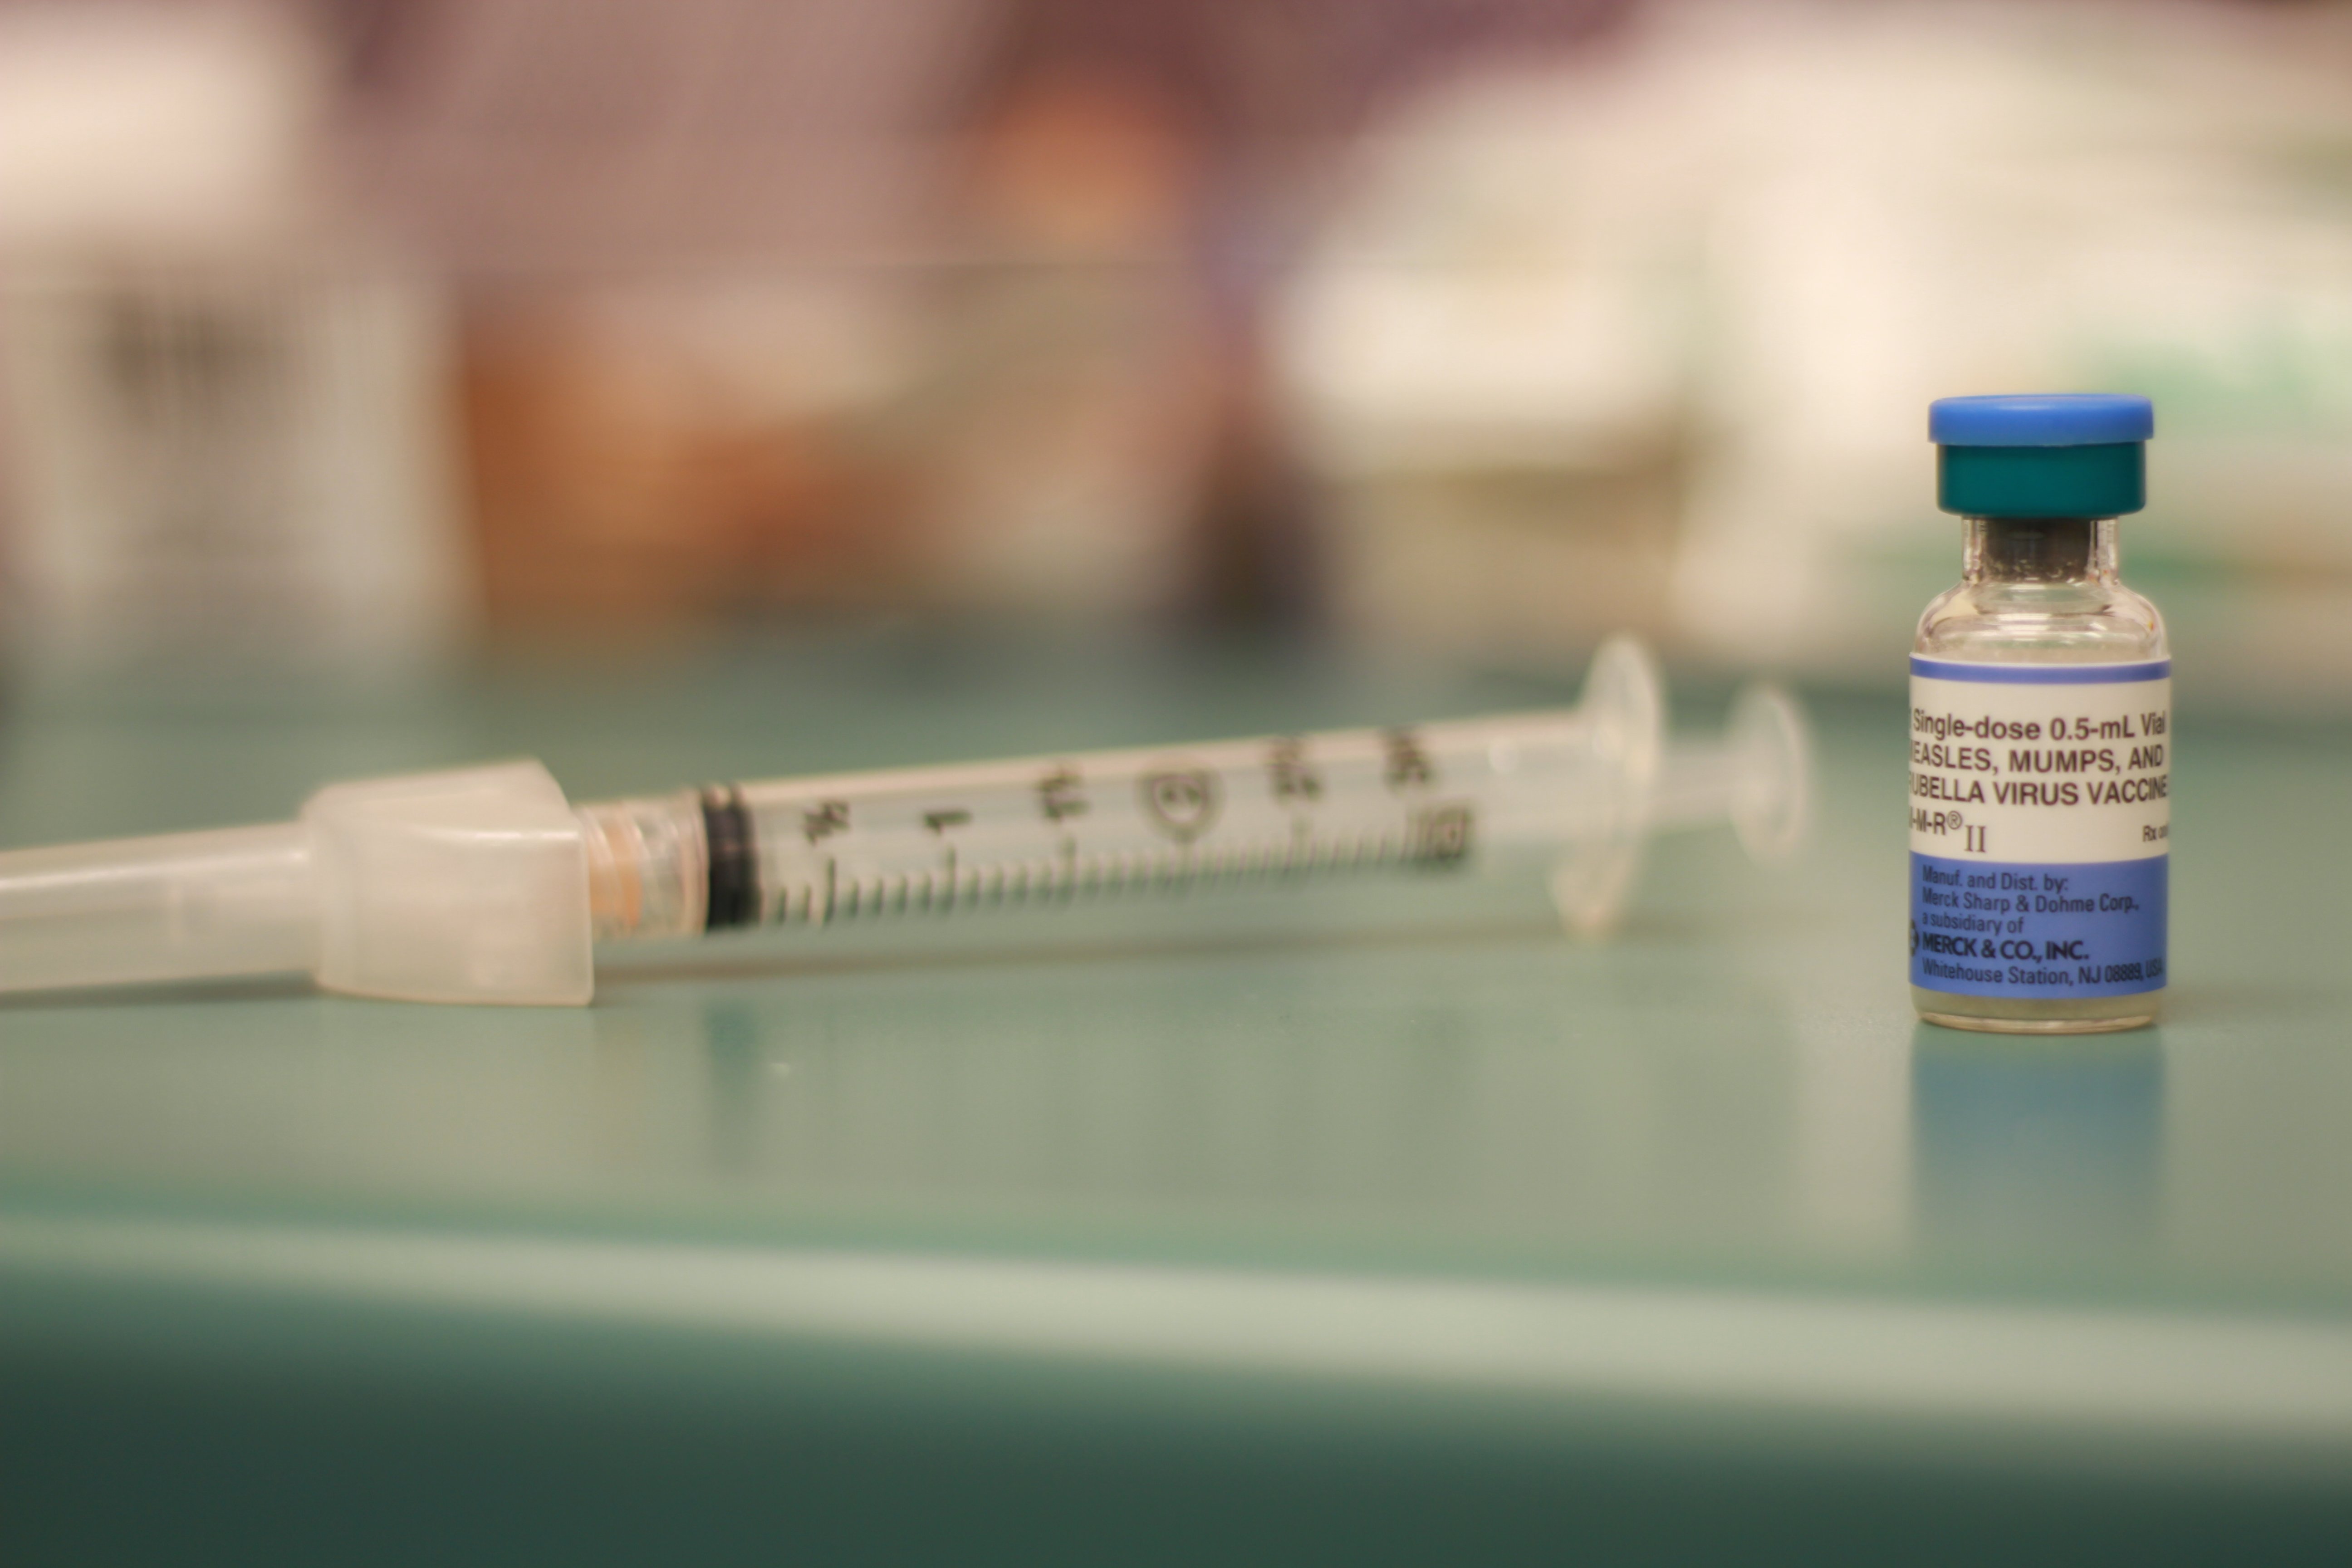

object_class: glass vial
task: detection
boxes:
[1910,395,2168,1034]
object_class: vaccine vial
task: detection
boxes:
[1910,395,2168,1033]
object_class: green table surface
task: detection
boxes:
[3,638,2349,1564]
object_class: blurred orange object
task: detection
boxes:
[462,297,902,637]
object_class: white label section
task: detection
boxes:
[1909,673,2170,862]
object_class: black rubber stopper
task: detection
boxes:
[700,786,758,930]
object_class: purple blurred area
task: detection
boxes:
[321,0,1616,637]
[3,0,2351,703]
[330,0,1614,270]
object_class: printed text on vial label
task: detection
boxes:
[1908,675,2169,862]
[1908,669,2167,999]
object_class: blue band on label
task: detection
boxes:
[1909,657,2169,685]
[1911,854,2166,998]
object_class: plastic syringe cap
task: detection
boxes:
[1928,393,2152,447]
[1928,394,2152,518]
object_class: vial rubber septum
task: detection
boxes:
[1911,394,2169,1034]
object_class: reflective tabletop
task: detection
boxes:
[3,640,2348,1564]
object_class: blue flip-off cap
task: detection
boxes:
[1929,393,2154,447]
[1928,393,2153,516]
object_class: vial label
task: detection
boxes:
[1907,658,2169,999]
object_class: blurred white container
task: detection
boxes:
[1275,58,1698,666]
[0,2,470,680]
[1279,0,2352,707]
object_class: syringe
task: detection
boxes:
[0,639,1806,1004]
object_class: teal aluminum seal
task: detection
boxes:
[1936,442,2144,519]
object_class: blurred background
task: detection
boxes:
[10,10,2352,1556]
[1,0,2350,706]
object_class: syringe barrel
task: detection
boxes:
[579,646,1667,946]
[731,711,1631,925]
[577,645,1810,951]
